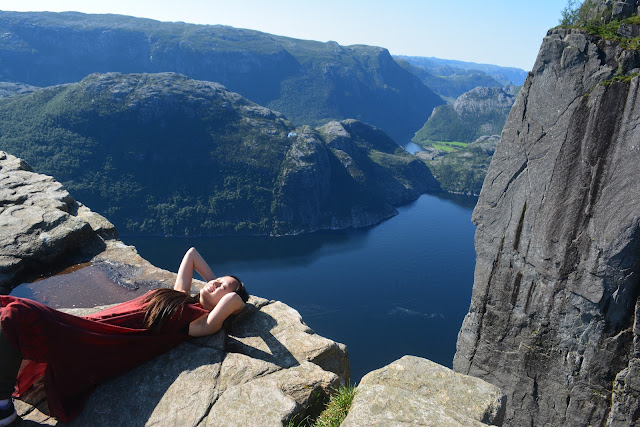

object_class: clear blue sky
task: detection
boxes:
[1,0,569,70]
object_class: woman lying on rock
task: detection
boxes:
[0,247,248,425]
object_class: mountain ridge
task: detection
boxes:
[0,10,443,143]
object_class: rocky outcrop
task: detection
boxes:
[15,285,349,426]
[413,86,517,146]
[454,26,640,427]
[0,151,116,293]
[271,119,438,234]
[411,86,515,194]
[0,82,38,98]
[342,356,505,426]
[0,152,349,425]
[587,0,639,21]
[452,86,518,119]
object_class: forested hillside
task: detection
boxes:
[0,72,437,236]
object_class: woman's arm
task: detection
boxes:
[188,293,245,337]
[174,247,217,294]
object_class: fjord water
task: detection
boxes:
[125,192,477,382]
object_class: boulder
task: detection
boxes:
[342,356,505,427]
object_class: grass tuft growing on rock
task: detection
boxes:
[314,384,357,427]
[286,384,357,427]
[599,73,640,86]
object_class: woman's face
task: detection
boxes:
[199,276,239,311]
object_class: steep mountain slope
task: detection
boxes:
[0,72,437,236]
[0,11,443,143]
[413,86,518,145]
[454,9,640,427]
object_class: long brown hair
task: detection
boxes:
[143,288,199,334]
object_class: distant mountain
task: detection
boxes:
[396,55,529,86]
[0,72,438,236]
[0,11,443,143]
[413,86,518,145]
[412,86,519,195]
[396,59,504,100]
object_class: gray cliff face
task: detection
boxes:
[588,0,640,20]
[454,27,640,426]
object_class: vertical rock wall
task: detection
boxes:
[454,27,640,426]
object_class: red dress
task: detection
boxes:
[0,291,208,422]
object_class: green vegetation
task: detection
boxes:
[413,105,471,143]
[0,11,443,143]
[411,86,516,195]
[314,384,356,427]
[413,87,516,146]
[0,74,294,236]
[600,72,640,86]
[560,0,598,27]
[560,0,640,49]
[286,384,357,427]
[429,141,468,152]
[0,73,435,236]
[432,144,457,152]
[419,137,498,195]
[438,141,467,147]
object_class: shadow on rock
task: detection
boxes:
[226,309,299,369]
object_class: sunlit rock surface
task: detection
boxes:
[342,356,505,427]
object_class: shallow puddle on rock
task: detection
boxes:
[10,263,149,309]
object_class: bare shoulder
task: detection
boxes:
[223,292,246,314]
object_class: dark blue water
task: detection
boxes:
[123,192,477,382]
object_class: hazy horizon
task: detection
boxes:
[1,0,570,70]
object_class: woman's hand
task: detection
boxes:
[188,293,245,337]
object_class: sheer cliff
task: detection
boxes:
[454,21,640,427]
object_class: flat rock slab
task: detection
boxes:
[342,356,505,427]
[0,151,116,291]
